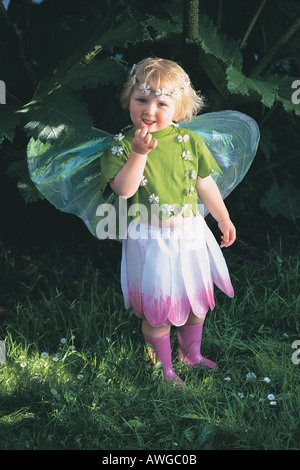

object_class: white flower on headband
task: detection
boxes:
[130,64,137,75]
[131,74,137,85]
[171,88,180,99]
[182,80,191,92]
[156,88,168,99]
[139,83,151,95]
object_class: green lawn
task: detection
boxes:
[0,220,299,450]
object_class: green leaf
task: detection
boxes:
[269,74,300,117]
[34,58,126,98]
[226,66,278,107]
[0,104,21,144]
[226,66,300,115]
[94,10,151,52]
[19,8,150,143]
[195,14,243,70]
[50,387,62,402]
[259,128,277,163]
[197,49,230,101]
[146,14,182,37]
[181,413,201,419]
[21,91,92,143]
[6,158,43,203]
[21,57,127,143]
[260,180,300,221]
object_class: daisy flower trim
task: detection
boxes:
[140,176,148,186]
[177,134,189,143]
[139,83,151,96]
[111,145,124,156]
[161,204,174,215]
[149,194,160,204]
[155,88,168,99]
[114,133,125,141]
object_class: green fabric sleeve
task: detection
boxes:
[196,136,222,178]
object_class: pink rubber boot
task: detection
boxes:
[144,332,184,385]
[177,322,218,370]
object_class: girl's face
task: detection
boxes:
[129,86,176,133]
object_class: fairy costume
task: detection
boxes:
[100,122,232,327]
[100,124,222,221]
[27,110,259,328]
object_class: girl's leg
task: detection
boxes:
[177,311,218,370]
[142,319,183,384]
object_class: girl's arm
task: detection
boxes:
[196,175,236,248]
[110,124,157,198]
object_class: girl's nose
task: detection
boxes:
[144,101,156,116]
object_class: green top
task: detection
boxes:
[100,124,222,222]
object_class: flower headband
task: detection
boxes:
[129,64,190,100]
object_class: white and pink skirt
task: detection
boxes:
[121,216,234,327]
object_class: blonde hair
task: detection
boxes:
[120,57,204,122]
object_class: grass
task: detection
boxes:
[0,222,299,450]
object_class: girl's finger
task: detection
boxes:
[140,126,148,138]
[145,133,153,145]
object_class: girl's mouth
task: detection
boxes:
[143,119,156,126]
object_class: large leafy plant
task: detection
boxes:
[1,0,300,219]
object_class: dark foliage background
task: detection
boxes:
[0,0,299,255]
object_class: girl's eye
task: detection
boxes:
[137,98,146,103]
[158,102,167,107]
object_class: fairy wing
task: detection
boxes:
[27,110,259,239]
[27,127,118,239]
[178,110,260,215]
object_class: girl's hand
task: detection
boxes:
[132,122,158,155]
[218,218,236,248]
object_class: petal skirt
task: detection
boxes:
[121,216,234,327]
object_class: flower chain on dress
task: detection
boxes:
[111,127,198,217]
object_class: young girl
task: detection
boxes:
[99,58,236,385]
